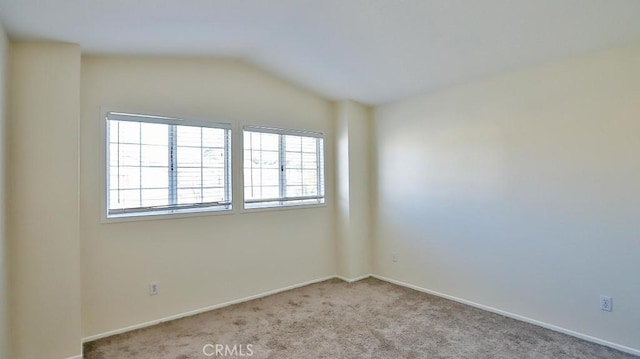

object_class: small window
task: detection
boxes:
[106,112,232,218]
[243,126,325,209]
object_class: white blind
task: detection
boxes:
[243,126,325,209]
[107,112,232,217]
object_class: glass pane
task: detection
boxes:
[109,121,121,143]
[260,150,279,168]
[244,187,257,200]
[285,135,302,151]
[302,169,318,186]
[303,185,318,196]
[250,132,261,149]
[110,166,140,189]
[114,121,140,144]
[177,147,202,167]
[244,132,253,150]
[176,126,201,147]
[302,152,317,169]
[109,146,119,167]
[177,168,202,188]
[108,115,232,215]
[141,145,168,166]
[249,151,263,166]
[203,148,225,167]
[286,186,303,197]
[203,168,225,187]
[243,131,323,208]
[141,167,168,188]
[117,144,140,166]
[140,123,168,145]
[177,188,201,204]
[141,189,169,207]
[250,169,262,188]
[262,186,279,199]
[203,187,225,202]
[286,152,302,168]
[261,133,279,151]
[109,189,140,209]
[301,137,317,153]
[262,168,279,186]
[203,128,226,148]
[243,150,253,166]
[286,169,302,185]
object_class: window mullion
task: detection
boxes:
[299,136,303,197]
[224,129,231,208]
[316,138,321,201]
[279,134,286,204]
[249,133,254,201]
[138,122,142,207]
[200,128,204,204]
[116,121,121,205]
[168,125,177,206]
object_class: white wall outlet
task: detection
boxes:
[149,282,159,296]
[600,295,612,312]
[392,252,398,262]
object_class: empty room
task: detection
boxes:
[0,0,639,358]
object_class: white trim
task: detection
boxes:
[243,125,324,138]
[83,275,336,343]
[63,355,82,359]
[99,106,238,223]
[335,274,372,283]
[82,273,638,356]
[108,111,232,129]
[101,205,235,224]
[240,202,327,214]
[240,126,327,212]
[371,274,640,356]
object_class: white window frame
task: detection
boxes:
[242,125,326,210]
[104,110,233,220]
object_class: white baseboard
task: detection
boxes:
[63,355,82,359]
[371,274,640,356]
[83,275,336,343]
[83,273,639,356]
[335,273,371,283]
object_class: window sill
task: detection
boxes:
[101,207,234,224]
[240,202,327,214]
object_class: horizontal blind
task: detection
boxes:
[243,127,325,209]
[243,125,323,138]
[107,112,232,217]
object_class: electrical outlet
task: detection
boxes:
[392,252,398,262]
[150,282,159,296]
[600,295,612,312]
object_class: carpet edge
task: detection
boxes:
[82,275,337,343]
[371,274,640,357]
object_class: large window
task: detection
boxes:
[106,112,232,218]
[243,126,325,209]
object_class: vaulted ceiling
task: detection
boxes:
[1,0,639,104]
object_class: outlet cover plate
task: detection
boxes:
[600,295,612,312]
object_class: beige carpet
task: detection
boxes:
[84,278,637,358]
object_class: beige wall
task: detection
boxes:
[80,56,336,337]
[373,44,640,351]
[0,22,8,359]
[5,38,637,355]
[335,100,372,279]
[8,43,82,358]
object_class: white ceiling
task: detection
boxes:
[1,0,640,105]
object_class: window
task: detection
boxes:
[106,112,232,218]
[243,126,325,209]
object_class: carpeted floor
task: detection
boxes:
[84,278,638,358]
